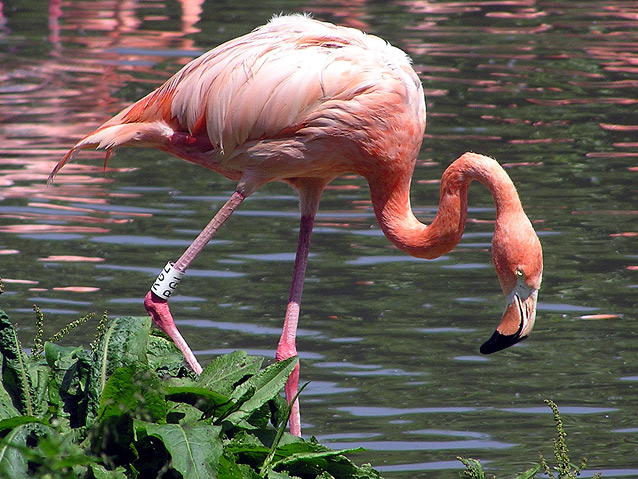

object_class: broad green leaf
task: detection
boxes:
[0,380,19,421]
[225,430,270,455]
[218,452,251,479]
[224,357,298,427]
[99,364,166,423]
[43,342,92,428]
[272,446,373,479]
[273,447,363,466]
[225,443,270,473]
[0,310,33,415]
[135,421,223,479]
[93,316,152,389]
[0,415,48,433]
[87,316,152,422]
[165,386,235,418]
[218,453,262,479]
[0,423,31,479]
[44,342,85,369]
[26,358,53,418]
[199,351,263,395]
[147,332,187,373]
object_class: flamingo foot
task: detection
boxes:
[144,291,203,375]
[277,332,301,436]
[284,362,301,436]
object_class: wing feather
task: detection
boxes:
[146,14,419,159]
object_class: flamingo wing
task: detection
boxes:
[124,15,422,158]
[51,15,425,184]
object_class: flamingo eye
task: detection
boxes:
[515,268,525,279]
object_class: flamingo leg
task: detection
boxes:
[145,190,247,375]
[276,212,315,436]
[276,182,324,437]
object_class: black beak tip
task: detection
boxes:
[480,330,526,355]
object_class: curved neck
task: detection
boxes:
[368,152,524,259]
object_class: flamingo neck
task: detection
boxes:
[369,152,523,259]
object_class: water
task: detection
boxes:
[1,1,638,477]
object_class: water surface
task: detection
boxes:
[1,1,637,477]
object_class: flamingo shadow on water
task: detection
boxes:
[50,14,543,437]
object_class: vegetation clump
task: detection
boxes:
[0,306,380,479]
[458,400,602,478]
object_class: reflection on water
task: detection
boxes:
[1,1,638,477]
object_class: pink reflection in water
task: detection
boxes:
[2,278,39,285]
[0,0,207,236]
[53,286,101,292]
[0,0,635,251]
[0,225,110,234]
[38,255,105,262]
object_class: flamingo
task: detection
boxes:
[50,14,543,437]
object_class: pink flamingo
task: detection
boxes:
[51,14,543,437]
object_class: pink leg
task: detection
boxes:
[145,191,246,374]
[276,211,316,437]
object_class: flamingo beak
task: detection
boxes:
[480,283,538,354]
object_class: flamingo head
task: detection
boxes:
[480,212,543,354]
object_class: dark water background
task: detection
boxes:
[1,1,638,477]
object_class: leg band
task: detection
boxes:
[151,261,184,299]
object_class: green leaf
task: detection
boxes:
[218,451,263,479]
[86,316,152,423]
[43,342,92,428]
[0,424,29,479]
[135,421,223,479]
[90,463,130,479]
[93,316,152,390]
[199,350,263,395]
[0,310,33,415]
[267,469,298,479]
[165,386,235,419]
[261,383,309,474]
[146,332,187,373]
[0,380,20,421]
[271,444,369,479]
[26,358,53,418]
[0,415,49,433]
[44,342,84,369]
[515,464,543,479]
[98,364,166,423]
[225,429,270,456]
[224,357,298,428]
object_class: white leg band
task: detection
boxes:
[151,262,184,299]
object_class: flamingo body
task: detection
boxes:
[52,14,543,437]
[54,14,425,196]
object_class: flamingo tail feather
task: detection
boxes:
[48,121,174,184]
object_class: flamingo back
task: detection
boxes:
[53,15,426,184]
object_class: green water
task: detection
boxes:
[1,1,637,477]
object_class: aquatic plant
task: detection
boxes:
[458,400,602,478]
